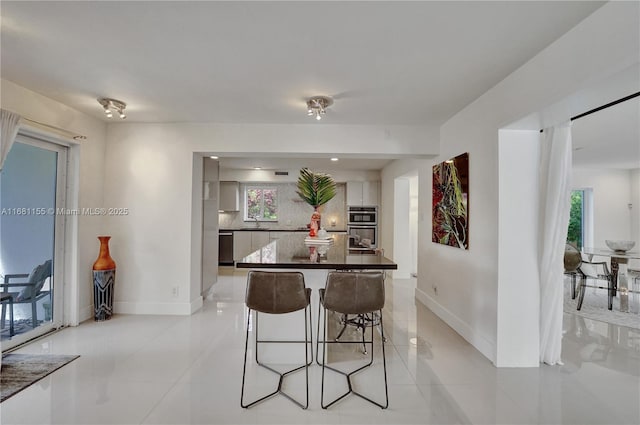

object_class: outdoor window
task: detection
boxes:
[567,189,593,249]
[244,186,278,221]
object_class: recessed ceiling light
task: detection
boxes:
[209,156,218,159]
[330,158,339,162]
[253,167,262,170]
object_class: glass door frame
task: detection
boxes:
[1,133,68,350]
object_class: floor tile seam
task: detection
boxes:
[385,343,420,388]
[171,331,237,384]
[82,318,193,361]
[470,381,542,423]
[131,335,222,425]
[137,377,185,425]
[415,383,474,423]
[119,315,202,359]
[438,382,540,424]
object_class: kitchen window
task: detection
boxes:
[244,186,278,221]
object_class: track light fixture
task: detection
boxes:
[98,98,127,120]
[306,96,333,121]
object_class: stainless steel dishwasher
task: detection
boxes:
[218,231,234,265]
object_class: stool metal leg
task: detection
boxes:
[333,312,386,354]
[241,307,311,409]
[577,277,587,310]
[320,307,388,409]
[316,297,323,365]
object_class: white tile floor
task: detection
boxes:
[2,271,639,424]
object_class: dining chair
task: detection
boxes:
[577,259,613,310]
[564,243,582,299]
[240,271,313,409]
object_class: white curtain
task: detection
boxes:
[0,109,22,171]
[538,122,572,365]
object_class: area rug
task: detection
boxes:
[564,280,640,330]
[0,353,79,403]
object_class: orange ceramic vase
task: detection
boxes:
[93,236,116,270]
[93,236,116,321]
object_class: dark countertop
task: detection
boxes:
[236,233,397,270]
[220,228,347,233]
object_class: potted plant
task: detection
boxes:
[296,168,337,236]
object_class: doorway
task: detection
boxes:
[0,134,67,349]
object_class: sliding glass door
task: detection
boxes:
[0,134,67,349]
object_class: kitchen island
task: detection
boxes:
[236,233,397,270]
[235,233,396,363]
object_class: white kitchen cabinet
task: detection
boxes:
[219,181,239,211]
[347,181,379,206]
[233,232,252,261]
[233,231,271,261]
[251,231,270,251]
[363,181,380,206]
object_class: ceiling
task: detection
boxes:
[5,2,634,172]
[572,97,640,169]
[1,1,604,126]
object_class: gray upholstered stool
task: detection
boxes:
[318,271,388,409]
[240,271,312,409]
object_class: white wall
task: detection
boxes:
[201,157,218,297]
[497,130,540,367]
[1,79,108,325]
[415,2,640,365]
[104,123,438,315]
[632,170,640,266]
[572,167,634,247]
[393,178,411,279]
[409,176,419,276]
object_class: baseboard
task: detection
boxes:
[79,306,93,324]
[415,287,496,364]
[114,298,202,316]
[190,296,203,314]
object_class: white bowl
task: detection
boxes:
[605,240,635,252]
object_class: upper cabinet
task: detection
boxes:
[347,181,379,206]
[219,181,240,211]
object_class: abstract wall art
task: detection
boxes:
[432,152,469,249]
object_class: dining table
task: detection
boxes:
[582,247,640,312]
[236,233,398,363]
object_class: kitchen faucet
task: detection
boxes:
[253,216,260,228]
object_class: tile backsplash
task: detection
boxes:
[219,183,346,230]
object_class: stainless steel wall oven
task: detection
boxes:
[347,206,377,225]
[347,206,378,250]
